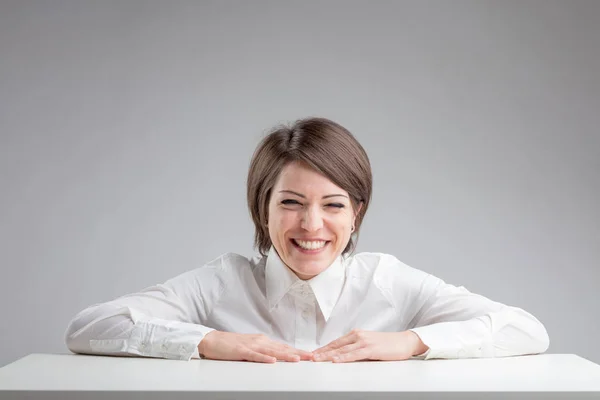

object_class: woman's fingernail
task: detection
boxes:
[332,356,340,362]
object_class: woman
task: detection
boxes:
[65,117,549,363]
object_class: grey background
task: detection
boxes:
[0,0,598,368]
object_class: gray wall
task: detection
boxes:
[1,0,598,367]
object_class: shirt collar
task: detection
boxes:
[265,247,299,311]
[265,246,346,322]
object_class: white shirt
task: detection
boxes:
[65,248,550,361]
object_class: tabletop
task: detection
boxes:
[1,353,600,399]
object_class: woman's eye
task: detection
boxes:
[280,200,344,208]
[281,199,301,205]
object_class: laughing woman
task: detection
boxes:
[65,117,549,363]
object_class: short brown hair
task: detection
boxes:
[247,117,373,256]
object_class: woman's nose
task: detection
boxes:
[301,206,324,232]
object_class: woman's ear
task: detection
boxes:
[354,202,364,218]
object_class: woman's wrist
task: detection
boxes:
[198,330,219,356]
[406,330,429,356]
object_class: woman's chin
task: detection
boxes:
[288,256,332,277]
[283,242,339,278]
[290,263,328,279]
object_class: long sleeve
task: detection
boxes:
[65,263,225,361]
[407,274,550,360]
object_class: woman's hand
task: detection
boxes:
[198,331,313,363]
[312,330,429,363]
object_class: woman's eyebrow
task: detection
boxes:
[279,190,348,199]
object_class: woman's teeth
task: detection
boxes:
[294,239,327,250]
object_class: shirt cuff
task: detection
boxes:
[91,318,215,361]
[409,317,494,360]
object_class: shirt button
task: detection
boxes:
[302,309,310,318]
[161,343,169,351]
[139,342,148,350]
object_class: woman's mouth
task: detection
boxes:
[290,239,330,254]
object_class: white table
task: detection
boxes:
[1,353,599,399]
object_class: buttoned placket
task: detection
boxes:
[292,281,317,351]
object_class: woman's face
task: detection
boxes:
[267,161,361,280]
